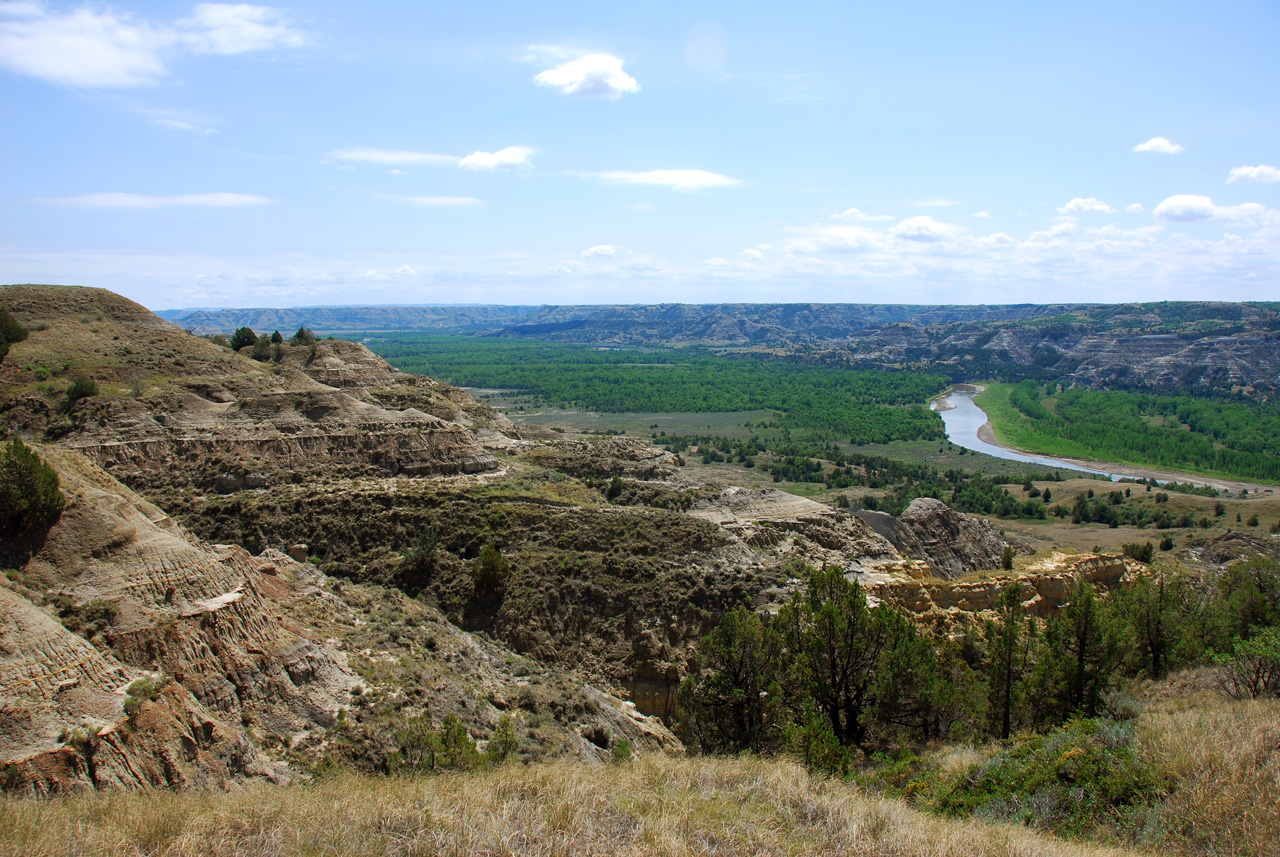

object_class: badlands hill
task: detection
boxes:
[2,285,1135,796]
[166,299,1280,397]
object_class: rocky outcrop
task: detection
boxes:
[889,497,1006,580]
[858,554,1141,627]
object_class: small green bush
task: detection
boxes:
[65,374,98,404]
[229,327,258,350]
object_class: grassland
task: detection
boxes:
[2,685,1274,857]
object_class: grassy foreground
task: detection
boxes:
[0,756,1143,857]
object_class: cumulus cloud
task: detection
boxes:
[581,244,616,257]
[578,169,742,193]
[1133,137,1184,154]
[891,215,967,243]
[1059,197,1114,215]
[31,192,270,208]
[1126,203,1145,213]
[1153,194,1271,224]
[0,2,307,88]
[458,146,533,170]
[534,53,638,98]
[1228,164,1280,184]
[834,207,893,222]
[329,148,459,166]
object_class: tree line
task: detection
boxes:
[678,559,1280,773]
[363,334,949,445]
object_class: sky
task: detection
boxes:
[1,0,1278,310]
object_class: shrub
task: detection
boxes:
[0,307,28,364]
[65,374,98,404]
[487,715,518,764]
[1122,542,1154,564]
[291,326,316,346]
[472,544,510,596]
[0,439,65,535]
[1001,544,1015,570]
[1218,628,1280,700]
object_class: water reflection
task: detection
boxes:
[933,388,1118,480]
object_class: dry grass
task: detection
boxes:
[0,756,1145,857]
[1137,680,1280,856]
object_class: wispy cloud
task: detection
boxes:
[533,52,639,99]
[1133,136,1184,154]
[31,192,271,208]
[577,169,743,193]
[1228,164,1280,184]
[329,148,459,166]
[833,207,893,222]
[581,244,616,257]
[378,194,484,207]
[330,146,534,171]
[0,2,309,88]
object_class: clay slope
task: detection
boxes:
[1,442,686,792]
[0,586,275,797]
[0,285,512,491]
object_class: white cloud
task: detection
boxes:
[581,244,616,257]
[0,3,307,88]
[0,4,170,86]
[178,3,307,54]
[914,198,960,207]
[1153,194,1271,224]
[1228,164,1280,184]
[891,215,967,243]
[1058,197,1114,215]
[972,211,991,218]
[1126,203,1145,213]
[579,169,742,193]
[394,265,416,275]
[380,194,484,207]
[534,53,638,99]
[741,248,766,260]
[834,207,893,222]
[703,257,731,267]
[31,192,270,208]
[329,148,459,166]
[1133,136,1184,154]
[458,145,533,171]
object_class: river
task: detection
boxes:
[932,387,1121,480]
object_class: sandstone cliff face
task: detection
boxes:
[890,497,1006,580]
[859,554,1142,629]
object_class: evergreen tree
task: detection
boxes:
[229,326,258,350]
[0,439,66,535]
[983,581,1036,739]
[1035,579,1124,720]
[775,566,894,751]
[677,606,784,753]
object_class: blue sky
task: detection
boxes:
[2,0,1278,310]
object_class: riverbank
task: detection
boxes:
[970,396,1277,495]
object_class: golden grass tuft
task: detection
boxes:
[0,756,1145,857]
[1138,684,1280,856]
